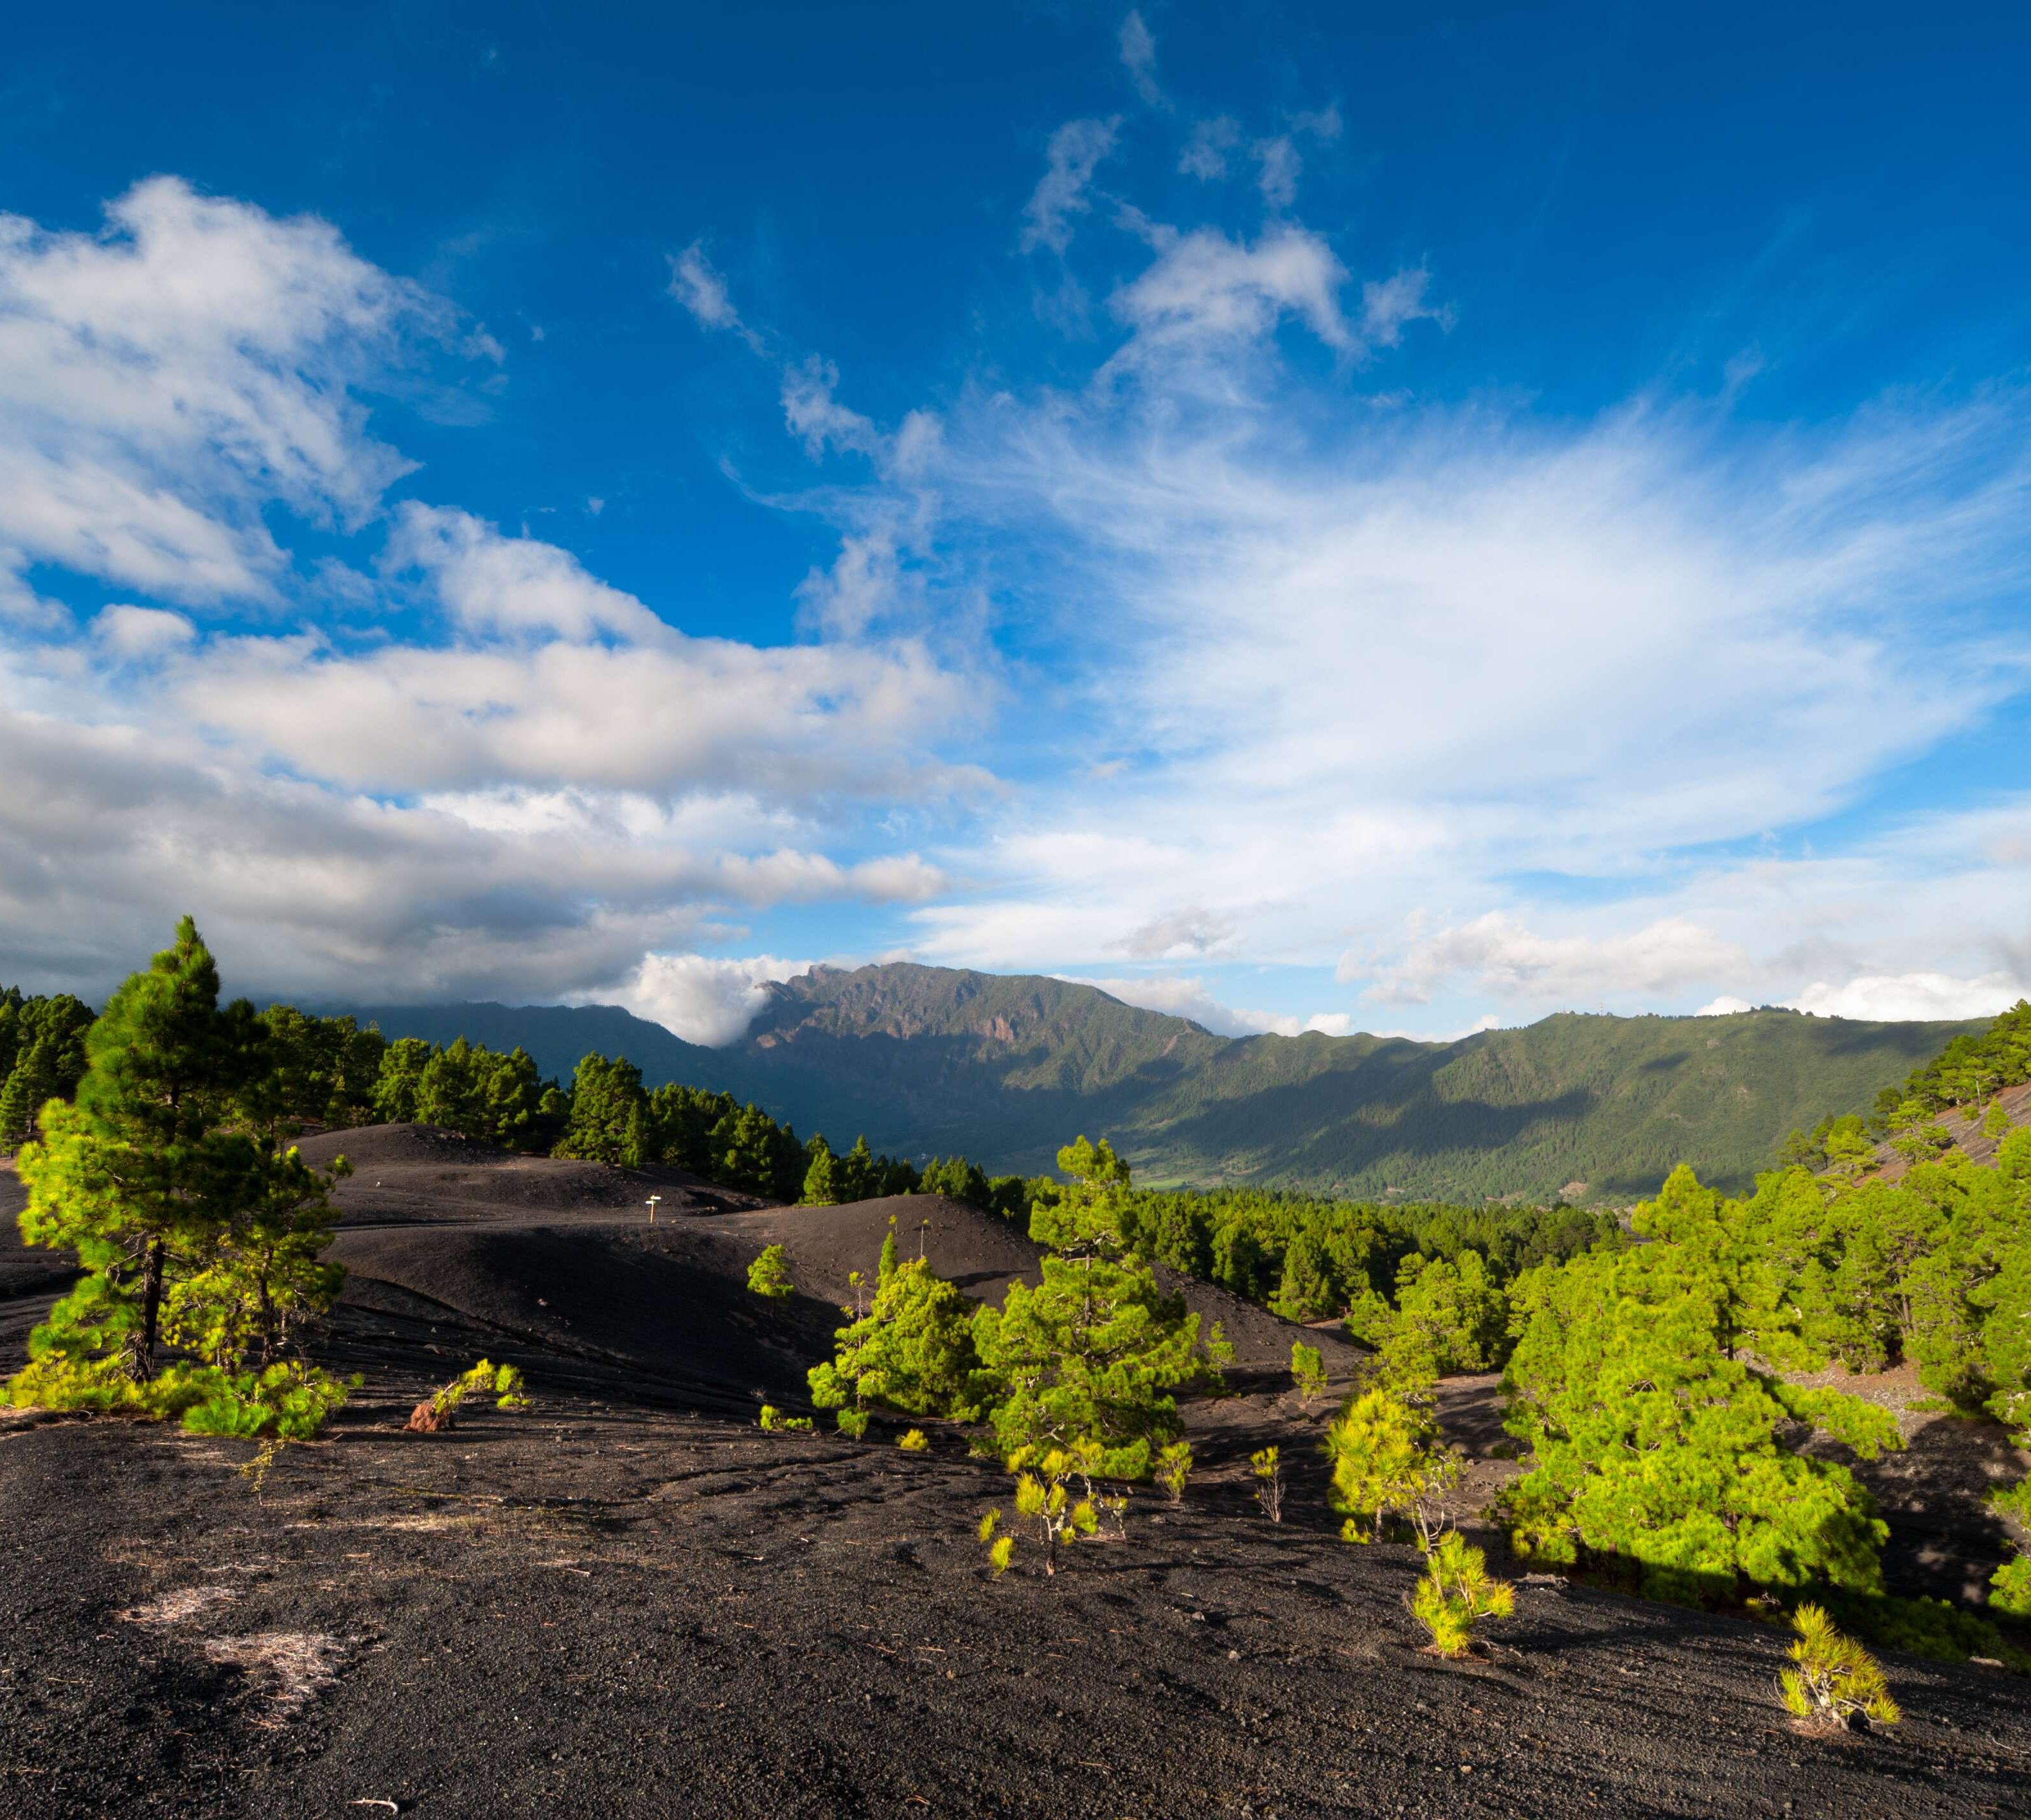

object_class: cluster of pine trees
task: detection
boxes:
[806,1138,1229,1486]
[1782,997,2031,1172]
[0,988,94,1149]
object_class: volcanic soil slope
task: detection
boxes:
[2,1127,2028,1820]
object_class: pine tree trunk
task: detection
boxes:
[135,1238,166,1380]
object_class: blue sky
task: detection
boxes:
[1,2,2029,1043]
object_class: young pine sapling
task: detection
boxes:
[1778,1605,1901,1731]
[1410,1530,1514,1657]
[1290,1340,1329,1411]
[1156,1440,1193,1505]
[1252,1445,1284,1523]
[1009,1445,1099,1574]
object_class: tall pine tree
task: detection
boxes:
[13,919,258,1387]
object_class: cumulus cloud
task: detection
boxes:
[1059,972,1342,1038]
[93,605,196,659]
[1360,914,1749,1008]
[1106,221,1354,379]
[589,952,814,1046]
[1360,265,1453,347]
[386,503,666,642]
[1021,118,1119,255]
[0,175,445,609]
[1786,972,2025,1022]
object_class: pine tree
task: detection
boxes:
[1290,1339,1329,1409]
[878,1217,900,1286]
[1410,1531,1514,1657]
[1325,1385,1457,1542]
[13,918,259,1387]
[554,1053,648,1164]
[970,1136,1226,1479]
[1778,1605,1900,1729]
[1273,1231,1335,1322]
[808,1255,982,1419]
[801,1134,841,1205]
[747,1244,794,1300]
[839,1135,878,1204]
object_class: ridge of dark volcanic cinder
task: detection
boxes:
[3,1129,2028,1819]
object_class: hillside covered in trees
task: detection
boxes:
[351,964,1977,1202]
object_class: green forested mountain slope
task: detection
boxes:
[350,964,1976,1202]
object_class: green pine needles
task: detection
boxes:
[1778,1605,1901,1731]
[1156,1440,1193,1504]
[1324,1385,1460,1544]
[1410,1531,1515,1657]
[1499,1165,1901,1603]
[747,1244,794,1300]
[407,1359,530,1433]
[808,1254,984,1422]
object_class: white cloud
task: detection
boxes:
[0,176,446,608]
[386,503,666,642]
[589,952,813,1046]
[781,355,881,459]
[1785,971,2023,1022]
[1360,913,1748,1007]
[1360,265,1453,347]
[1060,972,1313,1037]
[667,240,761,350]
[1694,995,1755,1017]
[1254,138,1302,210]
[1119,12,1162,107]
[0,183,987,1010]
[1107,222,1353,374]
[1021,118,1120,255]
[1179,116,1240,181]
[1253,107,1341,211]
[93,604,196,659]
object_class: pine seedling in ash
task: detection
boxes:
[898,1427,930,1451]
[747,1244,794,1300]
[1252,1445,1284,1523]
[759,1404,813,1432]
[835,1407,869,1439]
[1778,1605,1901,1731]
[1410,1531,1514,1657]
[1157,1440,1193,1504]
[407,1359,529,1433]
[1290,1340,1329,1411]
[1009,1445,1099,1574]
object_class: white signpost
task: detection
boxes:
[646,1194,662,1226]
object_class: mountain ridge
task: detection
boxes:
[346,961,1979,1202]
